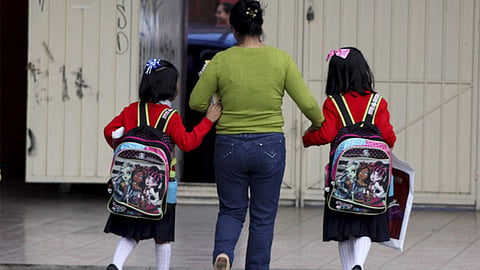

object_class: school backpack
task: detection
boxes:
[107,102,175,220]
[325,93,392,215]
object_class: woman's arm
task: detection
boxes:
[284,56,324,128]
[190,57,219,112]
[303,98,341,147]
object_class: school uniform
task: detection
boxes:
[104,101,214,240]
[303,91,396,242]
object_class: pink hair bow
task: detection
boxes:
[326,49,350,61]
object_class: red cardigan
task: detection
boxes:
[303,92,396,148]
[104,102,214,152]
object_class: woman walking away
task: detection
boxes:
[190,1,324,269]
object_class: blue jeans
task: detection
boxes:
[213,133,286,270]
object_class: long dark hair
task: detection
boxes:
[138,59,178,103]
[325,47,375,96]
[229,0,263,38]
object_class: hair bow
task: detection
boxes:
[326,49,350,61]
[145,58,162,75]
[245,7,258,19]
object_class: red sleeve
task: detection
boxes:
[303,98,342,147]
[104,102,214,151]
[166,112,214,152]
[103,106,131,149]
[374,98,396,148]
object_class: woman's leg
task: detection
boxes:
[213,135,249,267]
[245,133,286,269]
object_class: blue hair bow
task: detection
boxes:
[145,59,162,75]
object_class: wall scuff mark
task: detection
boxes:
[27,62,40,83]
[60,66,70,101]
[27,128,37,156]
[42,41,55,62]
[73,68,89,99]
[38,0,45,12]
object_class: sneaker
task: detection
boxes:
[351,265,362,270]
[214,253,230,270]
[106,264,119,270]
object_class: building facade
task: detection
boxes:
[26,0,480,209]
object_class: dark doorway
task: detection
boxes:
[182,0,236,183]
[0,0,28,181]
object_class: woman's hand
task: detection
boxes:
[206,103,222,122]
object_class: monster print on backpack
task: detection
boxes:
[325,94,393,215]
[107,102,175,220]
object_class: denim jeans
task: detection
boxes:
[213,133,286,270]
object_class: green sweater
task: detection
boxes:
[189,46,324,134]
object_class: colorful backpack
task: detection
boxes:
[325,94,392,215]
[107,102,175,220]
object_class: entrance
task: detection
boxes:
[182,0,236,183]
[0,0,28,181]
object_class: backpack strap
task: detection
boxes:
[138,102,149,127]
[362,94,382,125]
[330,94,382,126]
[138,102,176,130]
[154,108,176,132]
[330,95,354,126]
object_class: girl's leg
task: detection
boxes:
[111,237,138,269]
[338,238,355,270]
[352,236,371,269]
[154,240,171,270]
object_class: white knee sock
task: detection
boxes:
[155,243,171,270]
[112,237,137,269]
[352,236,371,269]
[338,238,355,270]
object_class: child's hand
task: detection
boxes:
[206,103,222,123]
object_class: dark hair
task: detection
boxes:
[221,2,233,14]
[138,60,178,103]
[229,0,263,38]
[325,47,375,96]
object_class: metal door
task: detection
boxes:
[300,0,480,207]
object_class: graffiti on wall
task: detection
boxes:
[116,0,130,55]
[139,0,180,74]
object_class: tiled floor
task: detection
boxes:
[0,180,480,270]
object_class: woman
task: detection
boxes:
[189,1,324,269]
[215,2,232,26]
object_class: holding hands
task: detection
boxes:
[206,103,222,123]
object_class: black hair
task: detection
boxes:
[325,47,375,96]
[221,2,233,14]
[138,60,178,103]
[229,0,263,38]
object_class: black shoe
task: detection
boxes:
[106,264,119,270]
[352,265,362,270]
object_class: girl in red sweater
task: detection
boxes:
[303,47,396,270]
[103,59,222,270]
